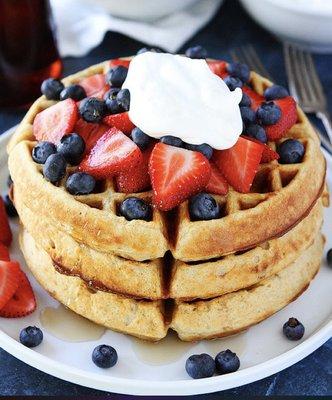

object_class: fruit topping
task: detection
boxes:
[74,119,109,154]
[189,193,220,221]
[79,97,107,123]
[185,143,213,160]
[7,175,13,188]
[257,101,281,125]
[205,163,229,195]
[240,106,256,125]
[0,197,12,246]
[278,139,304,164]
[4,195,18,218]
[240,92,252,107]
[104,88,123,114]
[57,133,86,165]
[215,349,240,374]
[207,60,228,79]
[242,86,264,110]
[0,260,20,310]
[109,59,131,69]
[43,153,67,183]
[149,143,211,211]
[244,124,267,143]
[264,84,289,101]
[224,76,243,91]
[130,127,151,150]
[106,65,128,88]
[0,243,10,262]
[160,136,184,148]
[185,354,215,379]
[103,112,135,135]
[185,45,208,59]
[60,84,86,101]
[66,172,96,195]
[283,317,305,340]
[119,197,152,221]
[226,62,250,83]
[92,344,118,368]
[32,141,57,164]
[260,144,280,163]
[116,88,130,111]
[19,326,43,348]
[41,78,64,100]
[264,97,297,140]
[79,74,108,98]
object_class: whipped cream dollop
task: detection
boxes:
[123,52,243,150]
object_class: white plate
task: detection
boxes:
[0,127,331,396]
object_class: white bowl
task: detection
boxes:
[240,0,332,53]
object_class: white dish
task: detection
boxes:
[0,127,331,395]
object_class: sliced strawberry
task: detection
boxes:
[74,119,110,154]
[0,243,10,261]
[0,260,21,310]
[212,136,263,193]
[207,60,228,79]
[149,143,211,211]
[242,85,264,110]
[0,270,36,318]
[79,128,142,179]
[79,74,109,98]
[103,112,135,135]
[264,97,297,141]
[0,197,12,247]
[243,136,280,163]
[206,162,229,195]
[109,59,131,69]
[33,98,78,143]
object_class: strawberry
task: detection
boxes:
[74,119,110,154]
[79,74,109,99]
[242,85,264,110]
[207,60,228,79]
[0,269,36,318]
[0,197,12,247]
[79,128,142,179]
[149,143,211,211]
[212,137,263,193]
[0,260,21,310]
[264,97,297,141]
[243,136,280,163]
[33,98,78,144]
[109,59,131,69]
[0,243,10,261]
[206,162,229,195]
[103,112,135,135]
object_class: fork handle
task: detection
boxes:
[316,110,332,145]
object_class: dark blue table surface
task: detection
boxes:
[0,0,331,396]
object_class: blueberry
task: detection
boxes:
[327,249,332,267]
[79,97,106,123]
[19,326,43,348]
[257,101,281,125]
[224,76,243,91]
[106,66,128,88]
[240,106,256,125]
[116,89,130,111]
[215,349,240,374]
[264,85,289,101]
[32,141,57,164]
[160,136,183,148]
[185,354,215,379]
[185,45,208,59]
[7,175,13,188]
[66,172,95,195]
[120,197,152,221]
[278,139,304,164]
[240,92,251,107]
[104,87,120,101]
[137,47,163,55]
[92,344,118,368]
[227,62,250,83]
[43,153,67,183]
[185,143,213,159]
[60,84,86,101]
[104,88,123,114]
[245,124,267,143]
[4,195,17,218]
[57,133,86,165]
[131,127,151,150]
[283,317,305,340]
[41,78,64,100]
[189,193,220,221]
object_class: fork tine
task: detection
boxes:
[284,44,308,104]
[303,51,326,106]
[246,45,273,81]
[229,49,241,63]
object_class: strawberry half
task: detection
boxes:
[212,136,263,193]
[79,128,142,179]
[149,143,211,211]
[0,197,12,247]
[33,98,78,144]
[0,260,21,310]
[242,86,264,110]
[0,270,36,318]
[103,112,135,135]
[0,243,10,261]
[74,119,110,154]
[109,59,131,69]
[207,60,228,79]
[79,74,109,99]
[243,136,280,163]
[206,162,229,195]
[264,97,297,141]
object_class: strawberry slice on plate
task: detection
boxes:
[0,269,36,318]
[0,197,12,247]
[207,60,228,79]
[103,112,135,135]
[206,162,229,195]
[33,98,78,144]
[74,119,110,154]
[0,243,10,261]
[242,86,264,110]
[149,143,211,211]
[265,97,297,141]
[212,136,263,193]
[79,74,109,99]
[79,128,142,179]
[0,260,21,310]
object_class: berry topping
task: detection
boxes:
[264,85,289,101]
[66,172,96,195]
[43,153,67,183]
[41,78,64,100]
[242,86,264,110]
[278,139,304,164]
[224,76,243,91]
[0,243,10,261]
[106,66,128,88]
[215,349,240,374]
[19,326,43,348]
[206,163,229,195]
[207,60,228,79]
[4,195,18,218]
[185,45,208,59]
[137,47,163,55]
[57,133,86,165]
[7,175,13,188]
[131,127,151,150]
[119,197,152,221]
[185,354,215,379]
[160,136,183,148]
[240,92,251,107]
[33,98,78,144]
[185,143,213,160]
[0,260,20,310]
[109,59,131,69]
[92,344,118,369]
[327,249,332,267]
[283,317,305,340]
[79,74,108,98]
[79,97,107,123]
[149,143,211,211]
[0,197,12,246]
[60,84,86,101]
[103,112,135,135]
[257,101,281,125]
[79,128,142,179]
[260,145,280,163]
[264,97,297,140]
[116,89,130,111]
[32,141,57,164]
[226,62,250,83]
[189,193,220,221]
[74,119,109,154]
[104,88,122,114]
[212,137,263,193]
[245,124,267,143]
[240,106,256,125]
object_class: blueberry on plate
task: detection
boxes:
[106,66,128,88]
[278,139,304,164]
[120,197,152,221]
[4,195,17,218]
[264,85,289,101]
[137,47,163,55]
[131,127,151,150]
[116,89,130,111]
[226,62,250,83]
[240,92,251,107]
[43,153,67,183]
[215,349,240,374]
[283,317,305,340]
[32,141,57,164]
[19,326,43,348]
[79,97,106,123]
[185,354,215,379]
[327,249,332,267]
[160,136,183,148]
[240,106,256,125]
[66,172,95,195]
[245,124,267,143]
[185,45,208,59]
[185,143,213,159]
[92,344,118,369]
[57,133,86,165]
[257,101,281,125]
[189,193,220,221]
[60,84,86,101]
[224,76,243,91]
[41,78,64,100]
